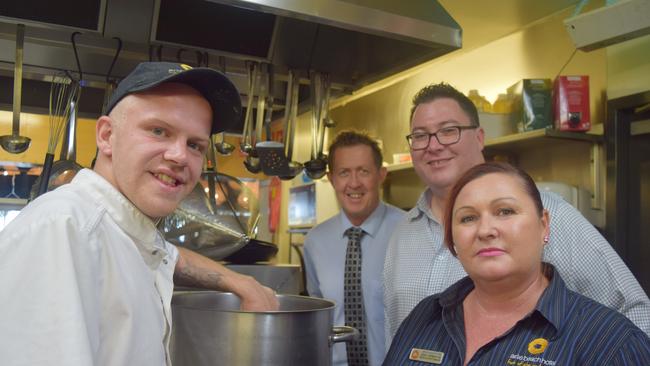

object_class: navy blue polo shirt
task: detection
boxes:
[383,266,650,365]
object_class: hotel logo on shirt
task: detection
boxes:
[505,337,556,366]
[527,338,548,355]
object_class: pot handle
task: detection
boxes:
[329,326,359,345]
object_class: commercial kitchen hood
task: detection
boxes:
[564,0,650,51]
[0,0,461,131]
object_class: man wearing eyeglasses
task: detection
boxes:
[383,83,650,346]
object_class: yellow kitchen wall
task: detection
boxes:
[0,111,97,167]
[273,6,608,263]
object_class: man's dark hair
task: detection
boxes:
[410,83,480,127]
[327,130,383,170]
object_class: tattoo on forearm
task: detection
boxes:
[174,265,226,290]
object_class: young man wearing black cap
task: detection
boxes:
[0,62,278,365]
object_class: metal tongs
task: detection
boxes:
[256,69,303,180]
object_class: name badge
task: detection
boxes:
[409,348,445,364]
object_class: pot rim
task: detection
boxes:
[172,291,336,314]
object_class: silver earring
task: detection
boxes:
[543,235,549,244]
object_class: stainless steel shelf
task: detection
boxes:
[0,197,28,207]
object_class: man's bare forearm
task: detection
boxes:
[174,260,225,289]
[174,247,228,290]
[173,247,279,310]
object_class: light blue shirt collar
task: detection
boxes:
[338,201,388,240]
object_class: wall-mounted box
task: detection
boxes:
[564,0,650,51]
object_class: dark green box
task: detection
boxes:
[508,79,553,132]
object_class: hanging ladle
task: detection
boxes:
[256,69,303,179]
[303,71,330,180]
[0,24,31,154]
[215,133,235,155]
[240,61,258,155]
[278,70,304,180]
[214,56,235,155]
[243,62,266,174]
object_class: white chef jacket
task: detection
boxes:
[0,169,179,366]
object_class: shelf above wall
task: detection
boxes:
[485,128,603,153]
[386,127,604,173]
[0,197,28,207]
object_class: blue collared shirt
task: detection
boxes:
[304,201,405,366]
[384,266,650,365]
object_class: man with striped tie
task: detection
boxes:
[304,130,405,365]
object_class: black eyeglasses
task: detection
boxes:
[406,126,478,150]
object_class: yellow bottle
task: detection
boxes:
[492,93,512,114]
[468,89,492,113]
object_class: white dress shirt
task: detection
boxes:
[0,169,178,366]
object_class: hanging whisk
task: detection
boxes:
[33,75,80,198]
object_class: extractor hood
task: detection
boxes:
[0,0,461,131]
[565,0,650,51]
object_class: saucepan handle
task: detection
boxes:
[329,326,359,345]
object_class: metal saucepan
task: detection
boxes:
[170,291,358,366]
[256,69,303,179]
[222,238,278,264]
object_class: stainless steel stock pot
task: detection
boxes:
[170,291,358,366]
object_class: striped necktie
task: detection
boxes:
[344,226,368,366]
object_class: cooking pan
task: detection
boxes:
[256,69,303,179]
[222,238,278,264]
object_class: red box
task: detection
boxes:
[554,75,591,132]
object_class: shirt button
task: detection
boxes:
[152,250,158,255]
[163,259,168,264]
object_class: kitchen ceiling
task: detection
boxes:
[0,0,585,132]
[0,0,463,131]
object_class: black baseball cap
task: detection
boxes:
[106,62,242,134]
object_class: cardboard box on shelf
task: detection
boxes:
[554,75,591,132]
[479,112,516,140]
[508,79,553,132]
